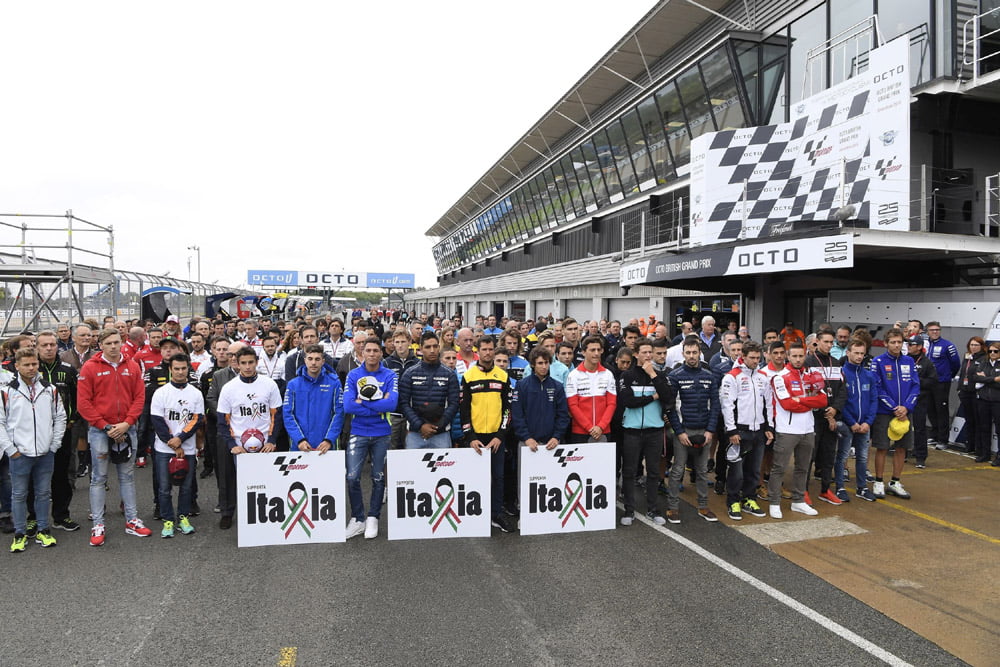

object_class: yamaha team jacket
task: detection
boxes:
[283,365,345,448]
[343,364,398,437]
[841,361,878,427]
[926,337,961,383]
[869,352,921,415]
[511,372,570,442]
[398,360,460,433]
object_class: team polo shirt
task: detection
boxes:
[150,382,205,455]
[217,374,283,442]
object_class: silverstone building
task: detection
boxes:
[412,0,1000,343]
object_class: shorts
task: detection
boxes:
[871,413,913,451]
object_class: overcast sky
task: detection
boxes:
[0,1,654,290]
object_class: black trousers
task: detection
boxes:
[929,382,951,444]
[814,413,838,492]
[912,396,930,462]
[975,399,1000,460]
[622,428,662,515]
[217,436,238,518]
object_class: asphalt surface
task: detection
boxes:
[0,463,966,667]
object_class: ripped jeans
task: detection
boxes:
[346,434,390,521]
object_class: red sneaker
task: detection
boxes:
[125,518,152,537]
[90,524,106,547]
[135,456,147,469]
[803,491,813,506]
[818,489,843,505]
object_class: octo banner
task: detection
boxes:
[237,451,346,548]
[519,443,615,536]
[387,449,491,541]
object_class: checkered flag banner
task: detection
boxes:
[689,39,910,246]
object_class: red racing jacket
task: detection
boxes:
[770,364,827,434]
[77,353,145,430]
[564,362,618,435]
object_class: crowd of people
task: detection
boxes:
[0,309,993,552]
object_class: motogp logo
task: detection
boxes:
[552,448,584,467]
[422,452,455,473]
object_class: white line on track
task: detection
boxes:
[628,508,913,667]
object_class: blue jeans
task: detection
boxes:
[837,427,871,491]
[154,452,195,521]
[404,431,452,449]
[10,452,55,533]
[89,426,139,526]
[346,434,390,520]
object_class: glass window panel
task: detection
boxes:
[592,129,624,200]
[620,108,654,187]
[789,6,827,102]
[579,139,610,207]
[513,189,533,239]
[542,168,565,226]
[878,0,931,85]
[699,46,748,130]
[569,148,597,210]
[760,60,786,125]
[523,182,543,236]
[637,94,673,184]
[554,158,582,217]
[830,1,875,85]
[530,175,550,231]
[734,42,760,122]
[655,82,691,169]
[675,64,715,142]
[603,121,637,196]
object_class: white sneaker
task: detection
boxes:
[364,516,379,539]
[791,502,819,516]
[769,504,783,519]
[872,480,885,498]
[887,480,911,499]
[345,518,365,540]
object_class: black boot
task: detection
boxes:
[76,451,90,478]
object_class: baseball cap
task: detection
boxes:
[887,417,910,442]
[166,315,180,324]
[159,336,185,349]
[168,456,190,485]
[905,334,925,348]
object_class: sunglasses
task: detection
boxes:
[990,349,1000,354]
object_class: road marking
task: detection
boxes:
[278,647,297,667]
[735,516,867,545]
[630,509,912,667]
[905,465,997,476]
[878,500,1000,546]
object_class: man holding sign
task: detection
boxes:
[511,347,570,453]
[460,336,514,533]
[344,339,398,540]
[216,347,283,530]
